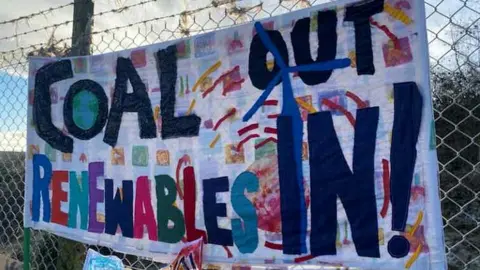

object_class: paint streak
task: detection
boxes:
[263,100,278,106]
[213,108,236,131]
[405,244,423,268]
[236,134,260,152]
[296,98,316,113]
[409,211,424,237]
[369,18,401,49]
[209,134,221,148]
[254,137,278,149]
[203,66,241,98]
[186,99,196,115]
[294,254,316,263]
[380,159,390,218]
[346,91,368,108]
[238,123,259,136]
[264,241,283,250]
[384,2,412,25]
[321,99,356,127]
[192,61,221,92]
[264,127,277,134]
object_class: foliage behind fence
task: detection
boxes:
[0,0,479,269]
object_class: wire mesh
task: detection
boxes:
[0,0,478,269]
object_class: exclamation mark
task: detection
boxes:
[387,82,423,258]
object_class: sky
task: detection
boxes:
[0,0,478,152]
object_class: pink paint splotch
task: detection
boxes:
[382,37,413,67]
[246,155,310,233]
[403,225,430,253]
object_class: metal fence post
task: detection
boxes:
[71,0,94,56]
[22,228,30,270]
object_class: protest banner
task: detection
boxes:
[25,0,446,268]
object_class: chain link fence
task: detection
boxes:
[0,0,479,269]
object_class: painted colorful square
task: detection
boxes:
[194,33,216,58]
[382,37,413,67]
[111,148,125,166]
[225,144,245,164]
[227,30,245,55]
[156,150,170,166]
[90,55,106,73]
[73,57,88,73]
[45,144,56,162]
[96,213,105,223]
[176,40,191,59]
[254,138,277,160]
[62,153,72,162]
[318,90,347,116]
[131,49,147,68]
[132,146,148,167]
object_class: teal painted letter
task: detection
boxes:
[68,171,89,229]
[231,171,259,253]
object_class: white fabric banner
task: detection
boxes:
[25,0,446,269]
